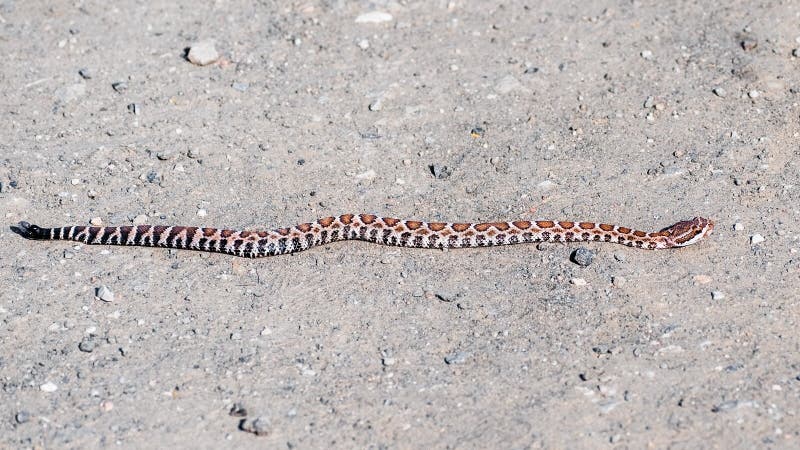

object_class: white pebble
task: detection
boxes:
[355,11,393,23]
[187,40,219,66]
[750,234,765,245]
[133,214,148,225]
[640,50,653,60]
[71,178,81,185]
[90,217,103,226]
[357,39,370,50]
[733,222,744,231]
[711,291,725,300]
[570,278,587,286]
[197,208,207,218]
[748,90,760,99]
[40,382,58,392]
[96,285,115,302]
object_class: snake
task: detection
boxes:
[16,214,714,258]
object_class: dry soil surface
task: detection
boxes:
[1,0,799,448]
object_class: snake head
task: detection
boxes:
[662,217,714,247]
[16,221,47,239]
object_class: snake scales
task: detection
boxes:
[17,214,714,258]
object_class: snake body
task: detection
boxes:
[17,215,714,258]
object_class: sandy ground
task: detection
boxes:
[1,0,799,448]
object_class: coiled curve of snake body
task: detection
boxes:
[17,214,714,258]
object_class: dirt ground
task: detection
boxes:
[1,0,799,448]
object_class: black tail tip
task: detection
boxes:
[16,221,46,239]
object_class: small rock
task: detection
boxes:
[444,351,468,365]
[156,150,174,160]
[495,75,524,95]
[470,127,484,138]
[90,217,103,226]
[357,39,370,50]
[79,337,95,353]
[748,90,760,99]
[694,274,713,284]
[96,285,114,302]
[240,417,271,436]
[711,291,725,300]
[40,382,58,393]
[368,98,382,111]
[711,400,739,413]
[197,209,207,218]
[187,40,220,66]
[230,332,242,340]
[429,164,452,179]
[133,214,148,225]
[229,403,248,417]
[78,68,92,79]
[740,38,758,51]
[187,148,200,159]
[144,171,159,183]
[100,400,114,412]
[15,411,30,424]
[382,357,396,366]
[793,48,800,58]
[611,276,626,287]
[232,82,249,92]
[571,248,595,267]
[643,96,655,108]
[750,234,765,245]
[570,278,587,286]
[355,169,376,180]
[111,81,128,92]
[435,292,458,302]
[355,11,393,24]
[712,87,726,97]
[127,103,140,115]
[733,222,744,231]
[640,50,653,60]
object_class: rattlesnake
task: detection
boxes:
[17,214,713,258]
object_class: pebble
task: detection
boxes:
[355,11,393,24]
[111,81,128,92]
[570,278,587,286]
[571,248,595,266]
[127,103,140,115]
[187,148,200,159]
[611,276,626,287]
[711,291,725,300]
[382,357,396,366]
[748,90,759,99]
[187,40,220,66]
[229,403,248,417]
[733,222,744,231]
[133,214,148,225]
[444,351,468,365]
[230,332,242,340]
[40,382,58,393]
[96,285,115,302]
[358,39,370,50]
[793,48,800,58]
[694,274,713,284]
[78,68,92,79]
[435,291,458,302]
[643,96,654,108]
[197,209,207,218]
[495,75,524,95]
[712,87,726,97]
[100,400,114,412]
[429,164,452,179]
[156,150,174,160]
[15,411,30,424]
[640,50,653,60]
[750,234,765,245]
[71,178,81,185]
[232,82,249,92]
[90,217,103,226]
[78,336,95,353]
[368,98,382,111]
[241,417,271,436]
[740,38,758,51]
